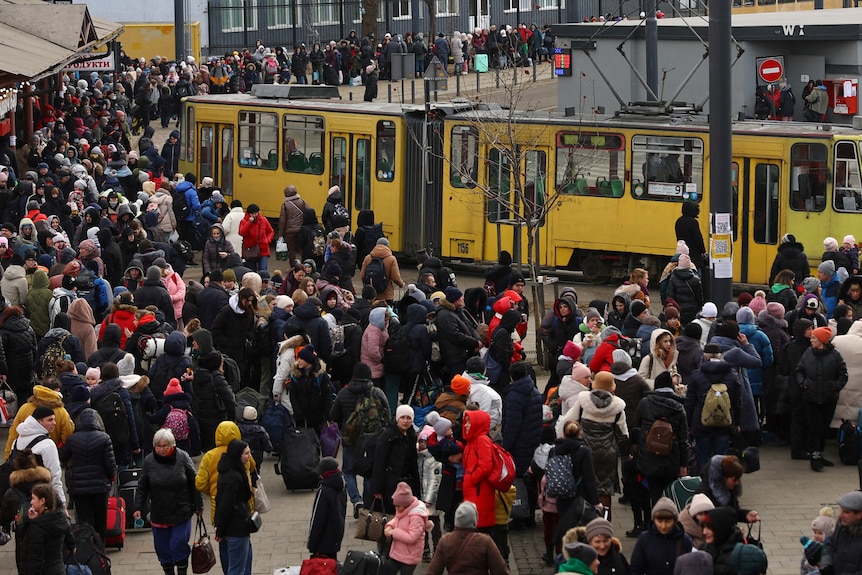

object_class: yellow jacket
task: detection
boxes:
[4,385,74,458]
[195,421,257,524]
[495,485,517,525]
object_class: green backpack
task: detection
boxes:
[342,391,390,446]
[701,383,733,427]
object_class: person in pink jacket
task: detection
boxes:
[384,482,432,574]
[159,260,186,329]
[360,306,389,384]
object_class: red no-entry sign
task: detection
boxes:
[758,58,783,84]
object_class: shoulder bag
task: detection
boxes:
[191,515,217,573]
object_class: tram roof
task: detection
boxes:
[184,92,427,116]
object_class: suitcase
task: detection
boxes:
[662,475,701,511]
[275,426,320,490]
[342,550,382,575]
[118,468,150,530]
[105,495,126,548]
[474,53,488,73]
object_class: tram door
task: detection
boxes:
[330,133,373,219]
[731,158,780,284]
[198,124,235,198]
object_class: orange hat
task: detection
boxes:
[450,374,472,396]
[812,327,833,345]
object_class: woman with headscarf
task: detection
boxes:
[211,286,257,390]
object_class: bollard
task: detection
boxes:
[533,60,537,83]
[401,79,405,104]
[514,64,518,85]
[496,68,500,89]
[411,80,415,104]
[387,83,392,103]
[456,73,461,97]
[349,92,352,101]
[476,70,480,92]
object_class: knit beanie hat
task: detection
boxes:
[419,425,435,442]
[811,507,836,537]
[564,542,598,565]
[585,518,614,541]
[689,493,715,517]
[593,371,616,393]
[675,240,689,255]
[683,322,703,340]
[86,367,101,381]
[663,306,680,321]
[562,340,583,362]
[395,404,414,422]
[630,300,648,317]
[445,286,463,303]
[164,378,183,396]
[434,417,452,440]
[652,496,679,519]
[570,362,591,381]
[242,406,258,421]
[736,307,756,325]
[32,406,54,421]
[678,254,692,269]
[391,482,416,507]
[845,235,857,246]
[731,543,768,575]
[748,296,767,316]
[319,456,339,475]
[824,236,839,252]
[297,344,317,364]
[818,260,836,277]
[737,292,753,307]
[455,501,478,528]
[117,353,135,376]
[352,363,372,380]
[450,374,471,396]
[765,302,785,319]
[68,385,90,403]
[813,326,832,344]
[802,276,821,294]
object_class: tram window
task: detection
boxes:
[355,138,371,211]
[376,121,396,182]
[331,137,347,194]
[790,143,828,212]
[238,111,278,170]
[450,126,479,188]
[221,127,234,197]
[754,164,780,244]
[200,127,214,182]
[833,141,862,213]
[630,135,704,202]
[555,132,625,197]
[487,148,511,223]
[182,106,194,162]
[525,150,546,218]
[283,115,324,174]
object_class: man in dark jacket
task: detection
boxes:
[132,265,176,327]
[196,269,230,330]
[434,287,481,382]
[820,491,862,575]
[768,233,810,287]
[501,361,543,476]
[285,297,331,362]
[633,371,689,506]
[96,228,123,288]
[277,185,310,264]
[796,326,848,471]
[675,201,707,292]
[86,323,126,367]
[307,457,347,559]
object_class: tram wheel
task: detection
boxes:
[582,254,611,285]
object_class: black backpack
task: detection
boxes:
[0,435,48,497]
[66,522,112,575]
[358,223,384,257]
[382,324,409,375]
[172,190,190,221]
[95,391,130,445]
[364,257,388,294]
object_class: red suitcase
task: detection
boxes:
[105,495,126,549]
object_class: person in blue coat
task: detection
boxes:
[307,457,347,559]
[734,306,774,422]
[176,173,201,244]
[200,191,226,226]
[501,361,543,476]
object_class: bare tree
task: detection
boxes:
[361,0,378,38]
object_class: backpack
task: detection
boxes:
[333,203,349,222]
[487,442,517,491]
[172,240,195,265]
[342,390,390,446]
[95,391,130,445]
[382,325,410,375]
[363,256,388,294]
[162,406,191,441]
[545,452,580,498]
[839,420,862,465]
[176,83,193,99]
[172,190,189,221]
[644,417,674,456]
[265,59,278,74]
[358,223,384,256]
[701,383,733,428]
[312,228,327,257]
[0,434,49,497]
[41,334,70,378]
[330,323,347,358]
[49,294,73,328]
[67,522,112,575]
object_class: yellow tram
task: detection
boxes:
[178,85,862,286]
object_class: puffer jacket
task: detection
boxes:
[371,420,420,515]
[15,508,74,575]
[4,385,74,460]
[543,294,580,359]
[501,374,543,475]
[359,243,405,302]
[709,336,764,434]
[288,357,332,430]
[360,307,388,379]
[0,265,27,307]
[684,358,743,437]
[58,408,116,495]
[665,267,703,324]
[285,301,331,362]
[559,390,629,496]
[330,376,390,425]
[0,312,36,390]
[239,212,274,257]
[387,497,431,565]
[196,283,229,330]
[148,331,191,399]
[551,436,600,505]
[100,303,137,348]
[278,186,310,239]
[796,343,848,405]
[196,421,256,524]
[192,366,236,447]
[462,410,496,528]
[202,223,234,274]
[434,299,480,368]
[736,317,774,397]
[149,189,176,233]
[214,454,253,538]
[211,295,254,366]
[632,389,689,478]
[769,240,809,286]
[89,377,140,460]
[68,298,97,358]
[25,269,52,337]
[404,303,431,376]
[137,444,202,525]
[88,323,127,367]
[307,470,348,556]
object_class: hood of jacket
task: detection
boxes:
[215,420,242,447]
[497,309,521,333]
[30,384,64,408]
[125,258,144,276]
[176,180,195,195]
[553,294,578,322]
[706,454,742,506]
[10,464,52,488]
[209,223,226,242]
[164,330,187,356]
[96,228,114,249]
[302,208,319,225]
[368,307,387,330]
[585,388,615,411]
[682,201,700,217]
[100,322,122,348]
[75,407,106,432]
[369,244,393,259]
[492,296,513,315]
[347,377,375,395]
[649,327,672,349]
[463,409,491,441]
[293,300,321,321]
[3,264,24,281]
[16,414,53,437]
[32,269,50,290]
[326,190,344,204]
[68,297,96,325]
[404,303,427,327]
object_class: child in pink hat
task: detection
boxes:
[383,482,433,573]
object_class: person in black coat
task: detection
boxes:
[308,457,347,559]
[0,306,35,399]
[488,309,521,390]
[629,497,693,575]
[484,250,513,297]
[214,440,254,573]
[632,371,689,507]
[675,201,707,292]
[86,322,126,367]
[135,427,203,575]
[768,233,810,287]
[699,506,744,575]
[196,269,230,330]
[404,302,432,388]
[150,378,201,456]
[371,406,420,515]
[15,483,74,575]
[285,297,331,363]
[363,65,378,102]
[434,288,481,382]
[552,421,601,545]
[665,254,704,324]
[58,407,117,541]
[192,351,237,453]
[97,228,123,288]
[148,331,192,401]
[502,362,543,477]
[297,208,326,270]
[133,265,177,327]
[89,363,140,467]
[211,287,257,390]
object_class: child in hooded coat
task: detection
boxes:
[383,482,433,573]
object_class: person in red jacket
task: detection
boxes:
[589,326,626,374]
[462,410,496,532]
[238,203,274,273]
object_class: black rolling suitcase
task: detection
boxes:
[274,426,321,490]
[118,468,150,530]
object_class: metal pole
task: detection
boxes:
[532,60,537,83]
[476,70,480,91]
[174,0,185,64]
[645,0,658,100]
[456,72,461,97]
[709,0,732,307]
[387,83,392,102]
[411,80,415,103]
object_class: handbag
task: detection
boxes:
[320,422,341,458]
[243,224,261,260]
[254,479,271,514]
[300,556,339,575]
[745,521,763,549]
[0,381,17,427]
[354,498,387,542]
[276,237,289,261]
[247,510,262,533]
[191,516,217,574]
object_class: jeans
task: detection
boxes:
[257,256,269,272]
[694,434,731,471]
[152,519,192,564]
[341,445,363,504]
[220,536,252,575]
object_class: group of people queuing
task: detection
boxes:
[754,78,829,122]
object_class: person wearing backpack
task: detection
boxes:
[330,362,391,517]
[148,331,192,402]
[353,209,383,271]
[175,173,200,246]
[0,449,51,542]
[360,237,404,303]
[321,185,349,233]
[277,186,310,264]
[7,407,67,510]
[685,343,744,471]
[193,351,237,452]
[90,362,140,468]
[151,378,200,456]
[58,407,117,542]
[632,371,689,508]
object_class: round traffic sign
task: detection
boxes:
[759,58,783,84]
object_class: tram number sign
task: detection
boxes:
[757,57,784,84]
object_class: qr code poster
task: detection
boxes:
[713,213,732,235]
[712,234,732,258]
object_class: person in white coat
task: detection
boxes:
[221,199,245,255]
[830,319,862,427]
[463,356,503,440]
[11,408,66,509]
